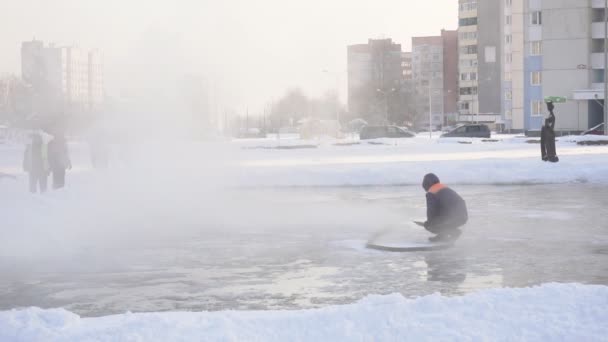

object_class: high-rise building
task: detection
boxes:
[458,0,502,124]
[412,36,444,128]
[347,39,404,124]
[502,1,600,133]
[20,40,103,114]
[442,30,459,122]
[88,50,104,110]
[411,30,458,128]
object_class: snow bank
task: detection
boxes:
[239,149,608,187]
[1,283,606,342]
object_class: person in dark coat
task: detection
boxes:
[419,173,468,242]
[540,101,559,162]
[47,135,72,189]
[23,133,49,193]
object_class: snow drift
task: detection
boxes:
[1,283,607,342]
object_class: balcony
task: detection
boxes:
[591,53,605,69]
[592,22,608,39]
[592,0,606,9]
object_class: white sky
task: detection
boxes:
[1,0,457,113]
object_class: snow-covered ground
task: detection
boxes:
[2,133,608,341]
[1,283,607,342]
[233,133,608,186]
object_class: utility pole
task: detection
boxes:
[604,0,608,135]
[429,79,433,139]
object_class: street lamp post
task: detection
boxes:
[377,88,396,125]
[428,80,433,139]
[323,70,343,136]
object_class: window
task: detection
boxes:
[505,35,512,44]
[459,31,477,40]
[530,41,542,55]
[592,8,605,23]
[506,53,512,63]
[592,39,605,53]
[460,72,477,81]
[593,69,604,83]
[505,91,512,100]
[505,0,512,7]
[460,45,478,55]
[532,100,543,116]
[459,17,478,26]
[531,11,542,25]
[506,15,512,25]
[531,71,542,85]
[459,0,477,12]
[459,102,470,110]
[505,110,512,118]
[505,72,512,81]
[460,87,478,95]
[460,59,478,68]
[467,126,481,133]
[485,46,497,63]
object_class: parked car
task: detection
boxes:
[582,123,604,136]
[359,125,416,139]
[441,124,491,138]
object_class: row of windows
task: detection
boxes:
[459,102,472,110]
[458,100,543,116]
[460,72,477,81]
[459,17,478,26]
[460,59,478,68]
[502,42,541,64]
[460,45,478,55]
[459,31,477,41]
[460,87,478,95]
[413,54,442,61]
[459,0,477,12]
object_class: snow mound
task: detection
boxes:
[1,283,607,341]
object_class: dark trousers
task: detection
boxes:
[29,171,48,193]
[540,126,558,162]
[52,168,66,189]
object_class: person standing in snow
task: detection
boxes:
[47,134,72,189]
[416,173,468,242]
[22,133,49,193]
[540,101,559,162]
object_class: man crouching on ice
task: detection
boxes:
[417,173,468,242]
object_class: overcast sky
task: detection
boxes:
[1,0,457,113]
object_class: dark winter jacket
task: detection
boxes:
[544,112,555,130]
[425,183,468,228]
[48,138,71,170]
[23,143,49,174]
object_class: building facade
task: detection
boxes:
[411,36,444,128]
[410,30,458,129]
[501,0,600,133]
[442,30,460,123]
[347,39,404,124]
[458,0,502,124]
[21,40,103,115]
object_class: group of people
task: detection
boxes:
[419,102,561,242]
[22,133,71,193]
